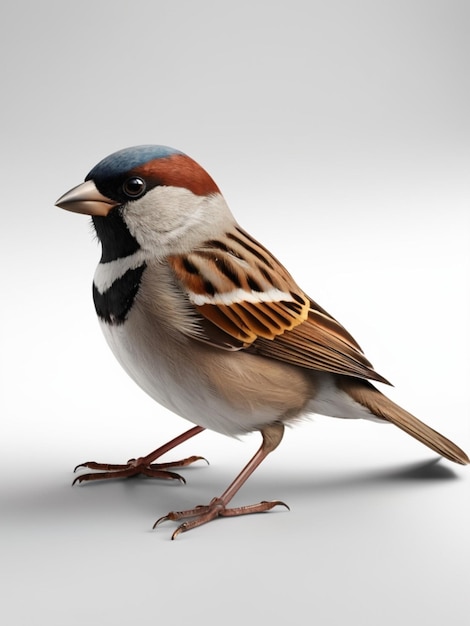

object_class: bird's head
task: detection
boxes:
[56,145,233,261]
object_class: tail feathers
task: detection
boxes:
[339,378,470,465]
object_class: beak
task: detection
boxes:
[55,180,119,216]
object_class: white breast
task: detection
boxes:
[98,303,287,437]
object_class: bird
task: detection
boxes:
[56,144,469,538]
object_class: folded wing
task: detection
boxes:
[167,225,389,384]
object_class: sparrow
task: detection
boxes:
[56,145,469,538]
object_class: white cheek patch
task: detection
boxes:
[121,188,234,256]
[190,287,294,306]
[123,187,205,243]
[93,249,149,294]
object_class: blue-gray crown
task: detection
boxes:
[86,145,184,181]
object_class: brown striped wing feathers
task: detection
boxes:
[168,227,310,343]
[252,301,390,383]
[168,226,389,384]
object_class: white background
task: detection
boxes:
[1,1,469,624]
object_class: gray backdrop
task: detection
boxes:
[1,1,469,625]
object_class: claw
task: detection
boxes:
[148,455,209,470]
[72,465,188,485]
[71,454,206,485]
[152,515,170,529]
[264,500,290,511]
[155,498,290,538]
[171,524,187,540]
[70,426,207,486]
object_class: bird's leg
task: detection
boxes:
[154,423,288,538]
[73,425,206,484]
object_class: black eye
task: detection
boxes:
[122,176,146,198]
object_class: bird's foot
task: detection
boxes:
[72,426,207,485]
[72,455,207,485]
[154,497,289,539]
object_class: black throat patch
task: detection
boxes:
[92,210,140,263]
[93,264,146,325]
[91,208,146,324]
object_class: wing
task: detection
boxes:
[167,225,390,384]
[251,298,390,384]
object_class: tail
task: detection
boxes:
[338,377,469,465]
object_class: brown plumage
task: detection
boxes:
[338,377,469,465]
[167,225,469,467]
[55,144,469,539]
